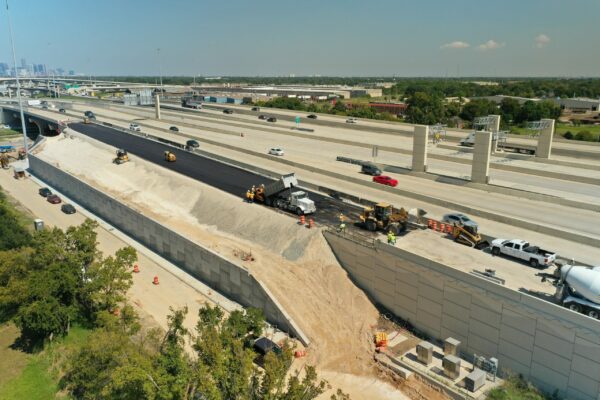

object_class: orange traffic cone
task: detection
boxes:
[152,276,159,285]
[113,307,120,316]
[299,215,306,225]
[133,264,140,273]
[294,350,307,358]
[308,218,314,228]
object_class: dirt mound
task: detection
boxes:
[37,134,411,397]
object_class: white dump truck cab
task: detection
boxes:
[289,191,316,214]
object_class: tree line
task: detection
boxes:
[405,92,561,128]
[0,192,346,399]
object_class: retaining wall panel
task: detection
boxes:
[534,330,575,360]
[531,345,572,378]
[498,338,533,368]
[501,306,537,335]
[441,314,470,339]
[418,281,444,304]
[574,336,600,361]
[467,331,499,358]
[442,299,470,324]
[396,278,418,300]
[530,362,569,393]
[417,295,442,319]
[443,283,472,309]
[470,303,502,328]
[568,372,600,400]
[499,323,535,351]
[571,354,600,381]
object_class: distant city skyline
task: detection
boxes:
[1,0,599,77]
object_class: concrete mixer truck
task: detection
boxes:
[539,265,600,319]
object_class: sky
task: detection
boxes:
[1,0,599,77]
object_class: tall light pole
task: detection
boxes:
[5,0,28,157]
[157,48,163,95]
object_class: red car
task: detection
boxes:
[373,175,398,187]
[47,194,62,204]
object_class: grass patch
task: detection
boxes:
[510,123,600,140]
[0,129,21,137]
[0,323,91,400]
[0,188,36,234]
[487,375,558,400]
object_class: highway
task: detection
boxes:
[68,122,369,232]
[61,103,600,205]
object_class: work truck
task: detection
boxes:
[460,132,536,155]
[252,173,316,215]
[539,265,600,319]
[491,238,556,268]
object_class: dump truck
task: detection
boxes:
[113,149,129,165]
[359,203,408,235]
[164,151,176,162]
[451,222,490,249]
[252,173,316,215]
[539,265,600,319]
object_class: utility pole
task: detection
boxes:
[5,0,28,157]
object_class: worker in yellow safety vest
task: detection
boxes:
[387,231,396,245]
[246,190,252,202]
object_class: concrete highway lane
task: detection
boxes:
[69,122,367,231]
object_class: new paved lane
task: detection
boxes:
[69,122,370,232]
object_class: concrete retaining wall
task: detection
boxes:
[324,231,600,400]
[27,155,310,345]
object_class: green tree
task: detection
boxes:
[499,98,520,123]
[460,99,498,122]
[405,92,444,125]
[0,191,32,250]
[84,246,136,313]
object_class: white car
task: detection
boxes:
[0,124,11,130]
[346,118,357,124]
[129,123,141,132]
[268,147,284,156]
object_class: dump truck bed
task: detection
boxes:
[263,173,298,197]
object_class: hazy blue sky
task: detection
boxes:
[1,0,598,76]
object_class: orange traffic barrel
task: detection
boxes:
[133,264,140,273]
[152,276,159,285]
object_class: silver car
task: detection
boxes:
[441,213,477,228]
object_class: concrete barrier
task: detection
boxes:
[324,231,600,400]
[27,155,310,346]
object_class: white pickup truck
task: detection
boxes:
[490,239,556,268]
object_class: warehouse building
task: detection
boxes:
[555,97,600,112]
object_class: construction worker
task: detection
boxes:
[387,231,396,245]
[249,190,254,202]
[337,213,347,233]
[434,132,441,144]
[246,190,252,202]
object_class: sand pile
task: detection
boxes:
[36,135,383,379]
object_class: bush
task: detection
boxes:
[574,130,598,142]
[562,131,573,140]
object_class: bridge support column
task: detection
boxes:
[155,94,161,120]
[536,119,555,159]
[411,125,428,173]
[471,131,492,184]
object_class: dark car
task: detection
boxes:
[39,187,52,197]
[251,107,260,111]
[267,117,277,123]
[186,139,200,149]
[307,114,318,119]
[169,126,179,132]
[47,194,61,204]
[373,175,398,187]
[361,163,381,176]
[258,115,267,120]
[59,108,66,113]
[84,111,95,118]
[223,109,233,114]
[61,204,76,214]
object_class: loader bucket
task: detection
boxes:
[475,240,490,250]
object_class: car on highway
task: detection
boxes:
[307,114,318,119]
[84,111,95,118]
[0,124,11,129]
[251,107,260,111]
[61,204,76,214]
[186,139,200,150]
[267,117,277,123]
[268,147,284,156]
[129,123,141,132]
[169,126,179,132]
[372,175,398,187]
[223,109,234,114]
[346,117,357,123]
[39,187,52,197]
[59,108,66,113]
[47,194,62,204]
[258,115,267,120]
[361,163,381,176]
[442,213,477,228]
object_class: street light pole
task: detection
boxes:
[5,0,28,157]
[157,48,163,95]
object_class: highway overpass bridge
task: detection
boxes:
[0,104,64,138]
